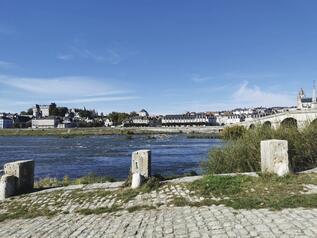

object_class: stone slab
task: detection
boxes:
[0,175,18,200]
[131,150,151,178]
[4,160,34,193]
[261,140,289,176]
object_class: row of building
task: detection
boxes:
[3,85,314,129]
[0,106,292,129]
[121,107,293,128]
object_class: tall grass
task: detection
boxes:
[202,123,317,174]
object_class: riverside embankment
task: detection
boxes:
[0,126,223,137]
[1,174,317,237]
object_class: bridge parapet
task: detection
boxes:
[230,109,317,129]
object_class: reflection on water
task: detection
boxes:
[0,135,223,180]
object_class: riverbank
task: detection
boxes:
[0,126,223,137]
[0,173,317,237]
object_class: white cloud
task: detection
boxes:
[56,54,74,61]
[55,96,139,104]
[0,75,115,95]
[58,45,122,64]
[0,60,15,69]
[223,72,282,80]
[191,74,211,83]
[0,74,136,111]
[232,81,294,107]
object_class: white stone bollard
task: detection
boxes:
[131,150,151,178]
[261,140,289,176]
[4,160,34,193]
[131,173,143,189]
[0,175,18,200]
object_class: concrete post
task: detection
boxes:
[4,160,34,193]
[131,150,151,178]
[131,173,143,189]
[261,140,289,176]
[0,175,18,200]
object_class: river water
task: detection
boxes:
[0,135,223,180]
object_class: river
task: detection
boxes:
[0,135,223,180]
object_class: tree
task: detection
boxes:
[130,111,138,117]
[107,112,130,125]
[78,109,93,119]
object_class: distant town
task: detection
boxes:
[0,104,295,129]
[0,86,316,129]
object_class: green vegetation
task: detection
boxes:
[203,124,317,174]
[0,127,193,137]
[49,103,68,117]
[34,173,116,188]
[186,174,317,210]
[127,205,156,213]
[77,205,121,215]
[107,111,130,125]
[220,125,247,140]
[0,202,57,222]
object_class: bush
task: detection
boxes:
[221,125,247,140]
[202,124,317,174]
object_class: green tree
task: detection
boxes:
[107,112,130,125]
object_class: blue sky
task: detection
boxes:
[1,0,317,114]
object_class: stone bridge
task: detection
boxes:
[237,109,317,129]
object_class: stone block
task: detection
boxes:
[261,140,289,176]
[0,175,18,200]
[131,173,143,189]
[131,150,151,178]
[4,160,34,193]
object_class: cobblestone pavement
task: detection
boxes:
[0,180,317,237]
[1,206,317,237]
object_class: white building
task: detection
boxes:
[33,104,51,118]
[162,112,216,127]
[138,109,149,117]
[216,115,243,125]
[32,118,58,129]
[104,118,114,127]
[0,117,13,129]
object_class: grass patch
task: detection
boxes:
[127,205,156,213]
[76,205,121,215]
[0,201,58,222]
[169,196,191,207]
[34,173,116,188]
[187,173,317,210]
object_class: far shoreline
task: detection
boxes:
[0,126,223,138]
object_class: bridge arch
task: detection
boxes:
[310,118,317,127]
[281,117,297,128]
[249,124,255,129]
[263,121,271,128]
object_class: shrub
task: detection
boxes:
[202,124,317,174]
[221,125,247,140]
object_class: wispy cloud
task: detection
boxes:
[223,72,282,80]
[191,73,211,83]
[55,96,138,104]
[56,54,74,61]
[0,60,15,69]
[57,45,123,64]
[0,74,136,111]
[232,81,294,107]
